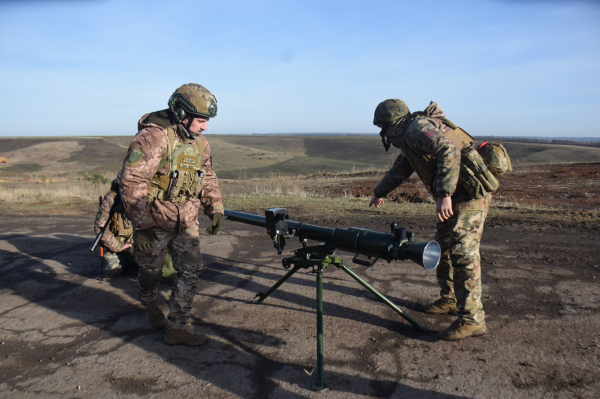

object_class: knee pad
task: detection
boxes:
[138,269,163,289]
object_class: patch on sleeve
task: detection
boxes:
[126,147,144,167]
[94,209,103,223]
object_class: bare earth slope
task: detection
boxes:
[324,163,600,211]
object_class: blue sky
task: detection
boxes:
[0,0,599,137]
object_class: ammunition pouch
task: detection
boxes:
[477,141,512,177]
[110,212,133,237]
[441,124,501,197]
[460,146,499,193]
[138,269,163,290]
[148,169,205,203]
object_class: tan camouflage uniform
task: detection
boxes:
[120,111,223,328]
[374,102,490,326]
[93,188,177,283]
[94,189,135,278]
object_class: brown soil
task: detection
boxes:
[0,163,599,398]
[314,163,600,210]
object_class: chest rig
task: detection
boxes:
[147,127,206,203]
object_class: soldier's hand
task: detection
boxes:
[135,227,157,251]
[116,243,132,252]
[436,196,454,222]
[369,195,384,208]
[206,213,223,235]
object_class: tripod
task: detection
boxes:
[253,240,428,392]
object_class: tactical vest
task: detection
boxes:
[147,127,206,203]
[400,116,499,200]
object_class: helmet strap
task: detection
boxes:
[179,123,193,140]
[379,127,391,152]
[168,111,193,140]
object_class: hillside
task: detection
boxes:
[2,135,600,180]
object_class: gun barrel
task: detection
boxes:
[224,209,440,269]
[89,231,103,252]
[224,209,278,228]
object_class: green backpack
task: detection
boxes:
[477,141,512,177]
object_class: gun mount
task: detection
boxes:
[223,208,441,392]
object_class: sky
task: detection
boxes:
[0,0,599,137]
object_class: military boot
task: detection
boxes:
[146,306,167,329]
[423,299,458,315]
[164,322,208,346]
[438,320,487,341]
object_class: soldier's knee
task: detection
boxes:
[138,269,163,289]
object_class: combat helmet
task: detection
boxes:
[168,83,218,123]
[373,99,410,127]
[373,99,410,152]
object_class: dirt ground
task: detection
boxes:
[317,163,600,211]
[1,162,600,398]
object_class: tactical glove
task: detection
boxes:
[206,213,223,235]
[135,227,157,251]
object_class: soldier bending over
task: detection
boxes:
[370,99,491,341]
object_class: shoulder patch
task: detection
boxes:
[126,147,144,167]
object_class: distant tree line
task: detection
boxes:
[474,136,600,148]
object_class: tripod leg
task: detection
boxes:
[340,263,428,332]
[312,267,329,392]
[254,264,302,304]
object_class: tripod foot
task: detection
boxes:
[312,382,329,392]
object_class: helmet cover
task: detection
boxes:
[373,99,410,126]
[169,83,217,120]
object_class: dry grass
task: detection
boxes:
[2,171,598,222]
[0,181,107,203]
[0,181,106,215]
[220,173,315,198]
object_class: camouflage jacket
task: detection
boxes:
[93,190,132,252]
[120,111,224,232]
[374,102,461,199]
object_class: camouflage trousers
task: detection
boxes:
[134,223,204,327]
[435,194,491,325]
[102,247,175,283]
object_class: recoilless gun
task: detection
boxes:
[224,208,441,392]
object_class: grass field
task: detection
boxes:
[2,134,600,221]
[3,135,600,181]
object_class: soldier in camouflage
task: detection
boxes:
[120,83,223,346]
[93,179,136,278]
[94,179,176,284]
[370,99,491,341]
